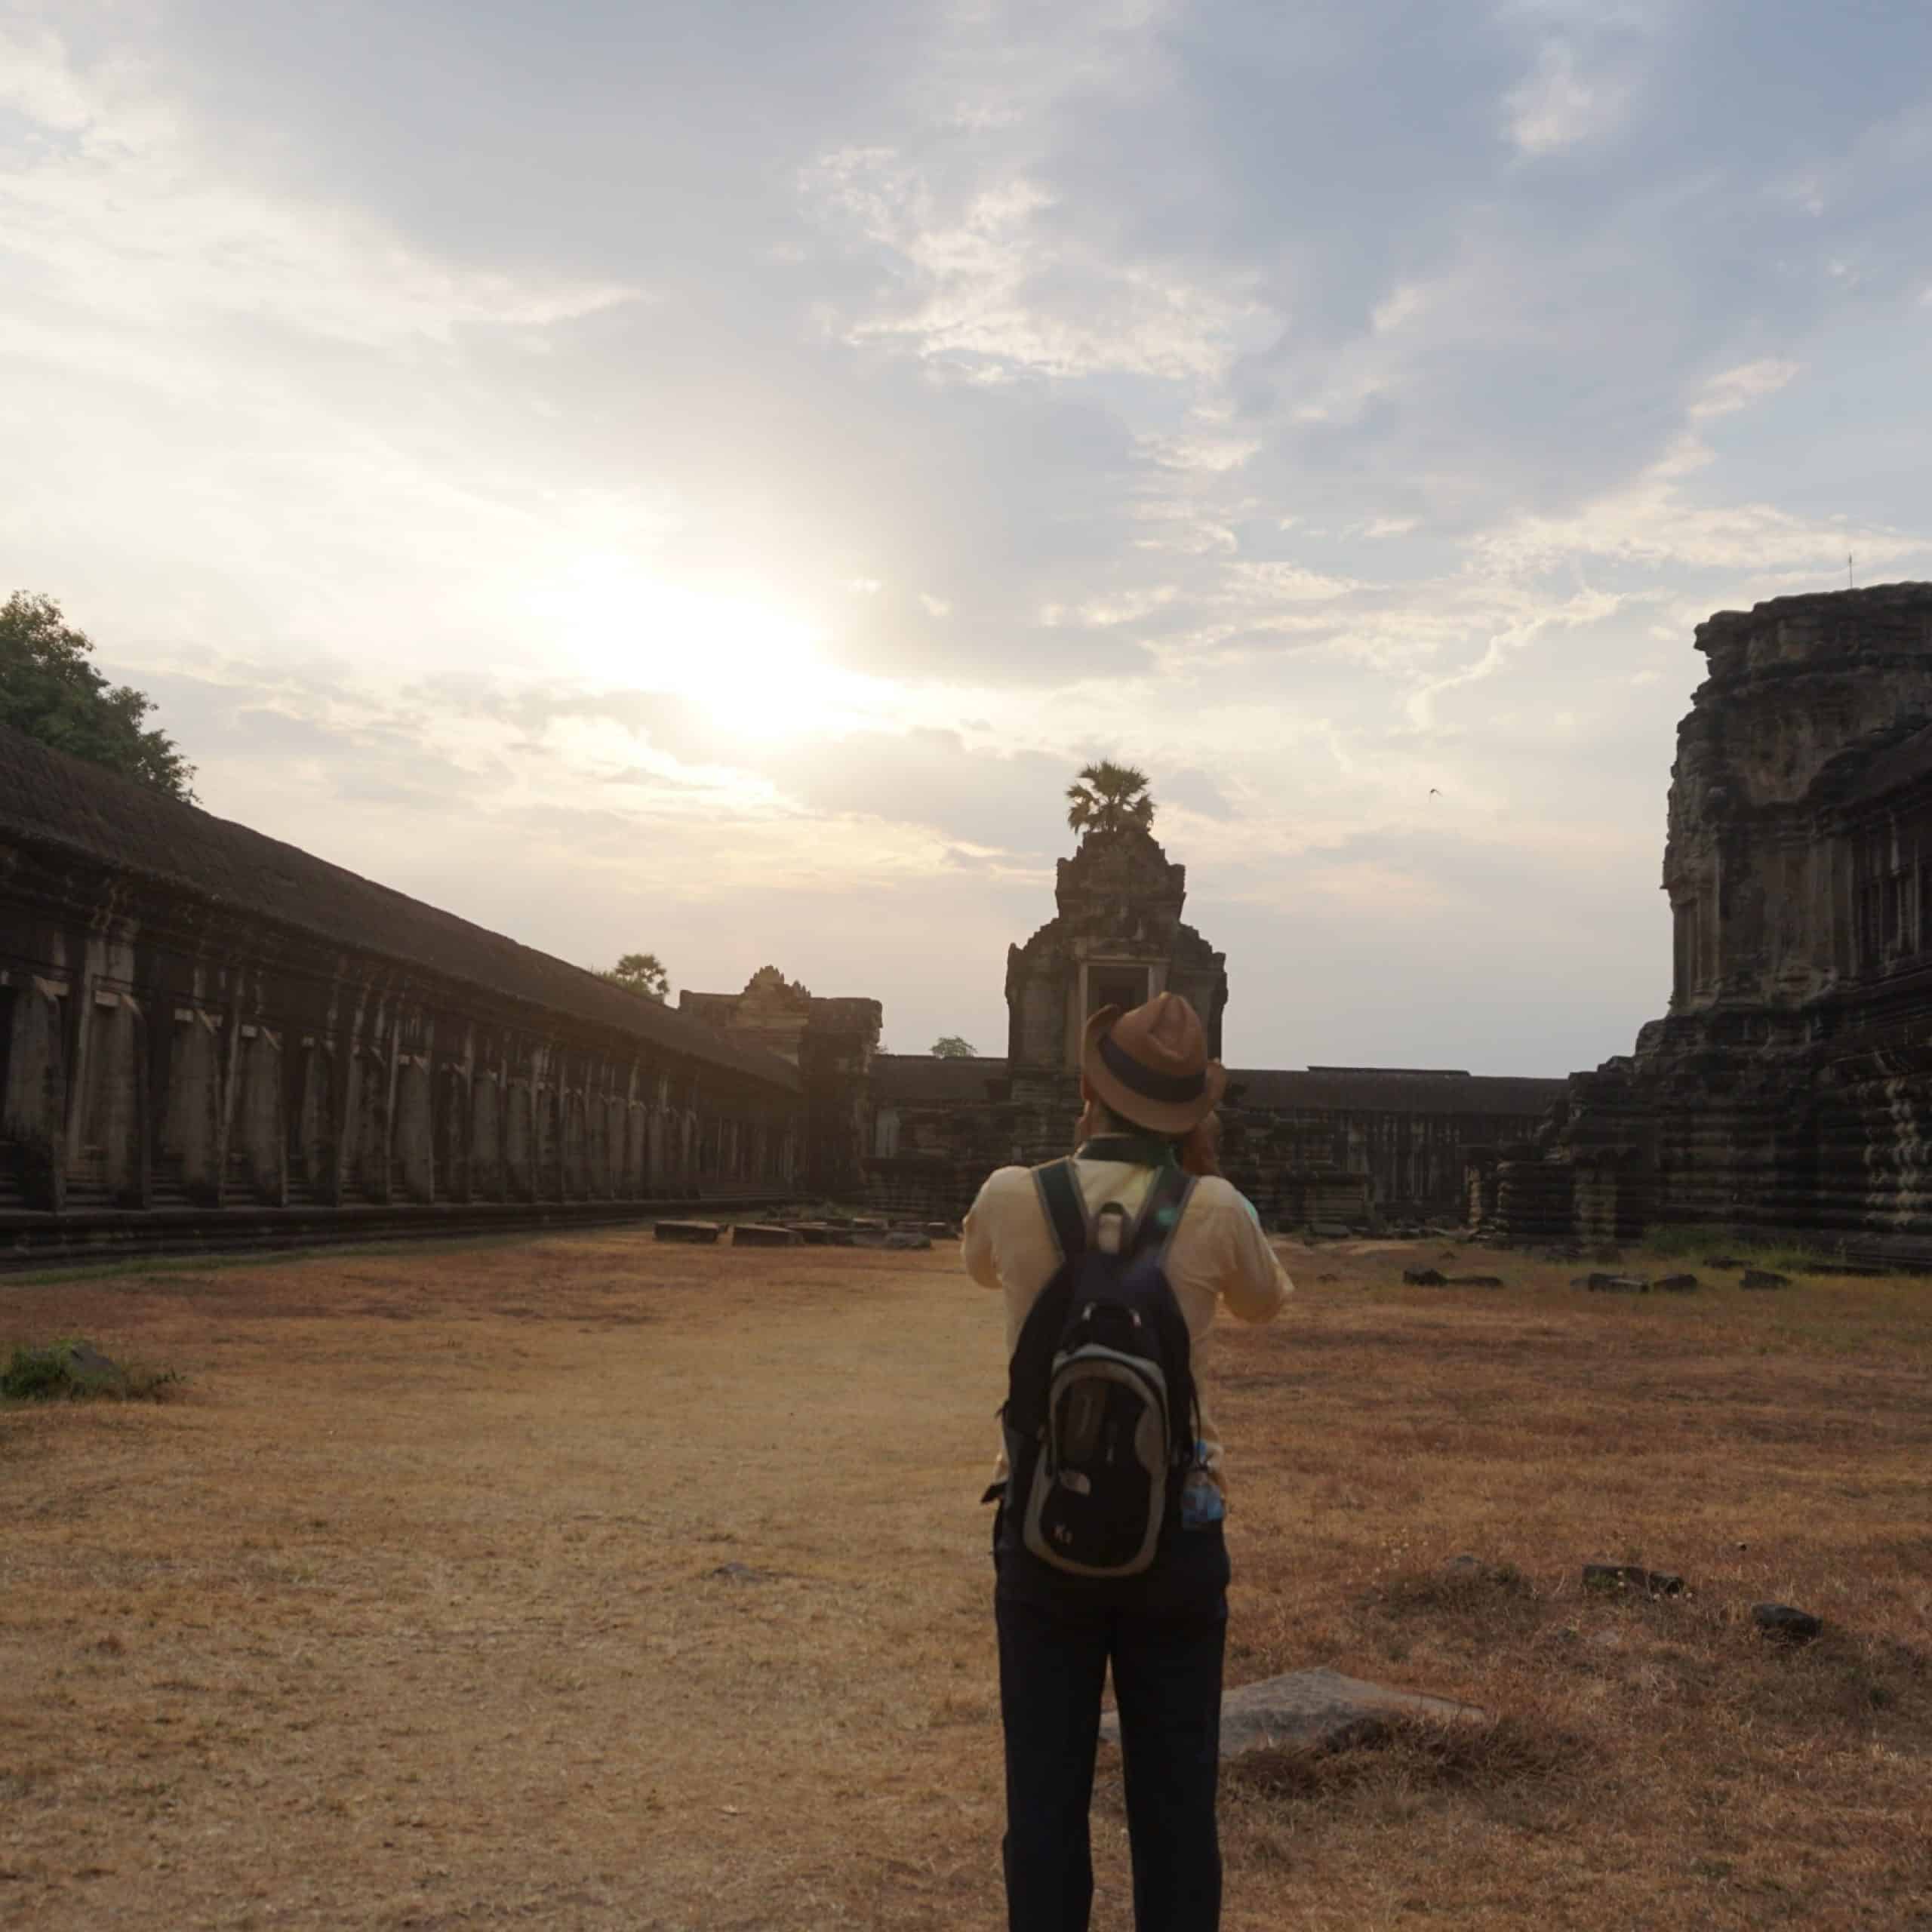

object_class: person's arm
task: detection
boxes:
[962,1168,1021,1289]
[1214,1187,1292,1321]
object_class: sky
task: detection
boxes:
[5,0,1931,1074]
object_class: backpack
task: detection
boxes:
[998,1158,1200,1580]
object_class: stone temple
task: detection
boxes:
[14,581,1927,1260]
[1478,583,1932,1262]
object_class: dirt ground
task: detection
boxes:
[3,1229,1930,1930]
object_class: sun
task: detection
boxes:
[534,553,845,740]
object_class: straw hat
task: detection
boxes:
[1081,992,1225,1135]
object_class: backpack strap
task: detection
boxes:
[1128,1162,1202,1466]
[1129,1162,1195,1262]
[1033,1158,1088,1263]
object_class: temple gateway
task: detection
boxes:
[741,820,1563,1226]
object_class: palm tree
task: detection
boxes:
[601,951,669,1002]
[1065,761,1155,839]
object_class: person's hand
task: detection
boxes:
[1180,1113,1222,1178]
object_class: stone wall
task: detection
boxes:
[863,1054,1564,1226]
[0,725,804,1223]
[677,971,882,1199]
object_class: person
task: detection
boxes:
[962,992,1291,1932]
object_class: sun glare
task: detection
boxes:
[534,554,847,740]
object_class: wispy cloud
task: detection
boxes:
[8,0,1932,1071]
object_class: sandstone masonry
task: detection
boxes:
[1484,583,1932,1259]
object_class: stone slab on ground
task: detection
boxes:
[654,1221,722,1244]
[792,1223,854,1246]
[731,1223,801,1247]
[1098,1666,1485,1759]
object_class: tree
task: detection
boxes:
[931,1035,977,1058]
[1065,759,1153,839]
[601,952,669,1002]
[0,592,195,801]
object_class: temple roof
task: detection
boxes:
[0,724,800,1091]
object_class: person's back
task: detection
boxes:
[964,992,1290,1932]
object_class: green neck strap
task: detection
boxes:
[1075,1134,1181,1170]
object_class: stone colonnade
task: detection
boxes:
[0,806,801,1220]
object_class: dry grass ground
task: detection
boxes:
[2,1230,1929,1930]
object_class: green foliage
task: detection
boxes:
[1,1337,180,1403]
[0,592,195,801]
[1065,759,1154,838]
[600,951,669,1002]
[930,1035,977,1059]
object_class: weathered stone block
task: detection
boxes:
[1100,1665,1484,1759]
[654,1220,721,1244]
[731,1223,801,1247]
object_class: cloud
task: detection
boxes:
[0,22,636,345]
[1504,40,1634,155]
[11,0,1932,1076]
[1690,358,1802,420]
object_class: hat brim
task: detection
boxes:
[1081,1004,1226,1135]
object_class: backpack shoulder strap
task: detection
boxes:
[1129,1164,1195,1263]
[1034,1158,1088,1263]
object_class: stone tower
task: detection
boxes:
[1666,583,1932,1014]
[1004,826,1227,1103]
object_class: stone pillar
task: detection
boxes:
[393,1053,435,1202]
[470,1069,503,1199]
[229,1025,288,1204]
[438,1061,471,1203]
[503,1078,532,1199]
[69,987,149,1208]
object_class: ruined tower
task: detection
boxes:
[1492,583,1932,1257]
[1002,825,1227,1137]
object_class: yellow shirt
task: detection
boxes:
[962,1158,1292,1484]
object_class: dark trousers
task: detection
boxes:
[994,1580,1226,1932]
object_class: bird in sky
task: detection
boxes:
[1428,787,1441,798]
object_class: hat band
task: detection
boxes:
[1098,1031,1208,1106]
